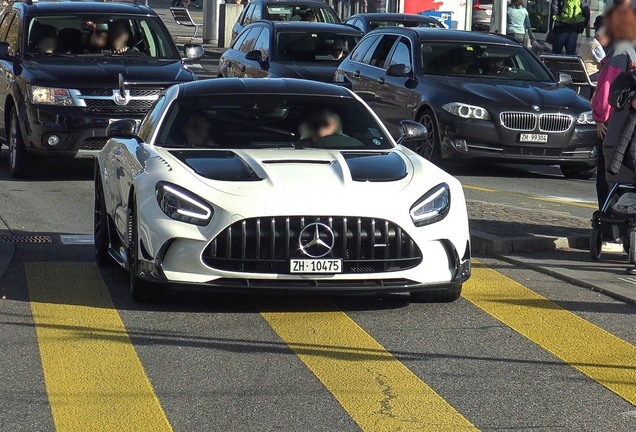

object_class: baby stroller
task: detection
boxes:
[590,71,636,271]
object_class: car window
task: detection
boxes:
[349,34,378,63]
[239,27,262,53]
[265,5,339,23]
[276,32,359,62]
[249,6,262,23]
[387,37,412,73]
[421,42,553,81]
[0,13,15,42]
[232,29,249,50]
[5,13,20,55]
[138,92,171,142]
[25,15,179,58]
[363,35,398,68]
[241,4,255,25]
[156,94,393,150]
[369,20,442,30]
[254,27,270,58]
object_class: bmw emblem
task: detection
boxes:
[532,105,540,111]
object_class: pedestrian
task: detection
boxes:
[579,16,607,82]
[591,5,636,247]
[507,0,535,45]
[171,0,184,7]
[550,0,590,55]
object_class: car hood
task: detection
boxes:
[23,57,194,87]
[427,76,590,111]
[270,61,340,82]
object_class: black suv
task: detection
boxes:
[0,0,203,178]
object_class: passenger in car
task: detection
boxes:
[36,26,57,54]
[331,38,346,60]
[88,24,109,53]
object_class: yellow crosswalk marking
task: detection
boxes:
[259,301,478,432]
[26,262,171,432]
[465,264,636,405]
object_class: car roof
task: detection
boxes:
[252,0,336,5]
[180,78,352,98]
[348,13,440,22]
[369,27,520,45]
[264,21,363,33]
[14,1,154,16]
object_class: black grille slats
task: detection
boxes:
[203,216,422,274]
[83,99,154,114]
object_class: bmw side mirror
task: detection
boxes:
[183,44,204,61]
[397,120,427,144]
[106,119,139,138]
[386,63,408,78]
[558,72,573,86]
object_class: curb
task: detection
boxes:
[0,217,14,284]
[471,229,589,255]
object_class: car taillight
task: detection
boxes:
[473,0,485,10]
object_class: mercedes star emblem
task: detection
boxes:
[298,222,335,258]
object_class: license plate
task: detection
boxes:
[520,133,548,143]
[290,259,342,274]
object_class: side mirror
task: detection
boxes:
[245,49,263,63]
[386,63,408,78]
[106,119,138,138]
[558,72,573,86]
[397,120,427,144]
[0,42,11,59]
[183,44,204,61]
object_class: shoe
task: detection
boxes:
[602,241,624,253]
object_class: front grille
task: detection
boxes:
[80,137,108,150]
[82,99,154,114]
[79,89,161,97]
[500,112,537,131]
[539,114,572,132]
[203,216,422,274]
[79,89,111,96]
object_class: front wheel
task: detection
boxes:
[8,106,30,179]
[94,170,113,266]
[410,284,462,303]
[560,165,596,180]
[414,110,440,163]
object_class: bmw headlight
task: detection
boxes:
[410,183,450,227]
[29,86,75,106]
[576,111,595,125]
[155,182,213,226]
[442,102,490,120]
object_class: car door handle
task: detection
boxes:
[377,76,385,84]
[353,70,360,78]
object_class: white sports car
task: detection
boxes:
[94,79,471,302]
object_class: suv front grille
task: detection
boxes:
[80,137,108,150]
[78,89,162,97]
[82,99,154,114]
[203,216,422,274]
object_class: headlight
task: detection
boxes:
[29,86,75,106]
[155,182,213,226]
[576,111,595,125]
[442,102,490,120]
[410,183,450,227]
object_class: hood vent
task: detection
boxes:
[262,159,333,165]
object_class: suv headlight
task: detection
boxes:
[155,182,213,226]
[410,183,450,227]
[442,102,490,120]
[29,86,75,106]
[576,111,595,125]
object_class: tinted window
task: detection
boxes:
[421,42,553,81]
[363,35,397,68]
[254,27,270,58]
[368,19,442,30]
[264,5,339,23]
[276,32,359,62]
[156,94,393,150]
[138,93,171,142]
[232,29,249,50]
[5,13,19,55]
[388,38,412,72]
[349,34,378,63]
[25,15,178,58]
[250,6,262,23]
[239,27,262,53]
[0,13,14,42]
[241,4,255,25]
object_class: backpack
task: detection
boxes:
[558,0,584,24]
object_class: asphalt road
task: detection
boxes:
[2,149,636,431]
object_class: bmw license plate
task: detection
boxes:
[520,133,548,143]
[290,259,342,274]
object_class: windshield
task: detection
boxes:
[368,20,442,30]
[265,5,340,23]
[421,42,553,82]
[26,15,179,58]
[156,94,393,150]
[276,32,359,61]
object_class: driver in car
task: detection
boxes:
[181,112,216,147]
[296,109,363,148]
[108,21,135,54]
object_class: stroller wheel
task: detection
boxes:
[590,225,602,261]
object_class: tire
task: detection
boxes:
[560,165,596,180]
[629,229,636,264]
[128,199,165,303]
[590,224,602,261]
[414,109,441,163]
[94,170,114,266]
[410,284,462,303]
[8,106,30,179]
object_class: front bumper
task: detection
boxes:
[436,111,597,167]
